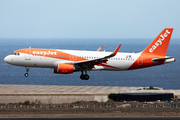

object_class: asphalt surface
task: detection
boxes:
[0,117,180,120]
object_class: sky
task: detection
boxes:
[0,0,180,39]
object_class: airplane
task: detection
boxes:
[4,28,175,80]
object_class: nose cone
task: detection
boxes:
[4,55,11,64]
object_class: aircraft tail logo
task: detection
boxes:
[142,28,173,56]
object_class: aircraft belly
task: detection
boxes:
[17,57,33,67]
[32,57,56,68]
[17,56,55,68]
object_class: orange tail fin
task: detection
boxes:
[142,28,173,56]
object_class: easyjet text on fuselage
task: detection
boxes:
[32,51,57,55]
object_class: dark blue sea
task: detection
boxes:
[0,38,179,89]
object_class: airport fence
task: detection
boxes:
[1,102,180,109]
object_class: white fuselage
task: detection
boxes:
[4,49,141,71]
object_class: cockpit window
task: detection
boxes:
[11,53,20,55]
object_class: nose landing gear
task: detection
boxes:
[24,67,29,77]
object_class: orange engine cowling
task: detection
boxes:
[53,64,74,74]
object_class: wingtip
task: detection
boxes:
[97,46,103,51]
[112,44,121,55]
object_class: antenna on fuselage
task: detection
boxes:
[29,46,31,49]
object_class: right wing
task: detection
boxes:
[97,46,103,52]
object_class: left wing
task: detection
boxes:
[73,44,121,70]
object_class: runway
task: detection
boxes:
[0,84,148,94]
[0,84,180,104]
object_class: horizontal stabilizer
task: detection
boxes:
[152,57,175,63]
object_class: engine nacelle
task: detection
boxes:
[53,64,74,74]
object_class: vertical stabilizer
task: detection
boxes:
[128,28,174,70]
[142,28,173,56]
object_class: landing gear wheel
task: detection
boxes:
[80,71,90,80]
[84,75,89,80]
[24,67,29,77]
[80,74,85,80]
[24,73,29,77]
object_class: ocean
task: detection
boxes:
[0,38,179,89]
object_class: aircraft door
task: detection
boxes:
[137,56,143,65]
[25,50,31,60]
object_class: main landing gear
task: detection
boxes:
[80,71,89,80]
[23,67,90,80]
[24,67,29,77]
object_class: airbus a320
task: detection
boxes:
[4,28,175,80]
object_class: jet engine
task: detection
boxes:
[53,64,74,74]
